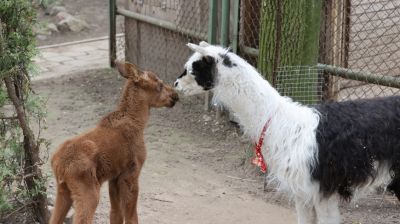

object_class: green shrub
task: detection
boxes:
[0,0,49,222]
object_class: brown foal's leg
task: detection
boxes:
[121,177,140,224]
[109,178,123,224]
[118,162,142,224]
[68,172,100,224]
[49,182,73,224]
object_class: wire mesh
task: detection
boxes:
[319,0,400,101]
[116,33,125,61]
[239,0,261,66]
[116,0,400,103]
[275,66,323,105]
[239,0,400,102]
[117,0,209,84]
[275,65,400,104]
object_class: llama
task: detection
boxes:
[50,61,178,224]
[174,41,400,224]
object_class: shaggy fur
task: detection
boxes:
[314,96,400,201]
[50,61,178,224]
[174,42,400,224]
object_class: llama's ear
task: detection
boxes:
[115,61,141,82]
[187,43,207,55]
[199,41,210,47]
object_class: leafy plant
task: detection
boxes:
[0,0,49,223]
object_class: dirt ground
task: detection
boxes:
[33,1,400,223]
[33,69,399,224]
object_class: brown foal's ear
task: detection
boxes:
[115,60,141,82]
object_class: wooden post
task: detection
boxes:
[320,0,351,101]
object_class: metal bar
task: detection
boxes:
[237,46,400,88]
[231,0,240,53]
[117,7,207,40]
[109,0,116,67]
[317,64,400,89]
[205,0,218,111]
[217,0,230,119]
[220,0,230,46]
[208,0,218,44]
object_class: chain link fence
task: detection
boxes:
[239,0,261,66]
[318,0,400,102]
[112,0,400,104]
[114,0,209,84]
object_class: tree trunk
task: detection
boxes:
[4,76,48,223]
[258,0,322,104]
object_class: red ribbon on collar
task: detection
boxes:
[251,118,272,173]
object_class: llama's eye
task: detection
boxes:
[158,83,163,92]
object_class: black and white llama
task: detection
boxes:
[174,41,400,224]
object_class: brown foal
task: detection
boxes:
[49,61,178,224]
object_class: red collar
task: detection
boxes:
[252,118,272,173]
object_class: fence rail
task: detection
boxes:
[317,64,400,89]
[117,8,207,41]
[231,45,400,90]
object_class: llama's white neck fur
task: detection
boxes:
[213,53,321,202]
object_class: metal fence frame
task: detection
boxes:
[109,0,400,103]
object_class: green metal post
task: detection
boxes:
[205,0,218,111]
[232,0,240,53]
[208,0,218,44]
[220,0,230,46]
[109,0,116,67]
[216,0,230,117]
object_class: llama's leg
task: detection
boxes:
[295,197,316,224]
[388,177,400,200]
[388,152,400,201]
[68,174,100,224]
[314,195,341,224]
[49,182,73,224]
[119,174,140,224]
[387,160,400,201]
[109,178,123,224]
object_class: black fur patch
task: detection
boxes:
[218,53,237,67]
[388,178,400,200]
[191,56,216,90]
[178,69,187,78]
[312,96,400,201]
